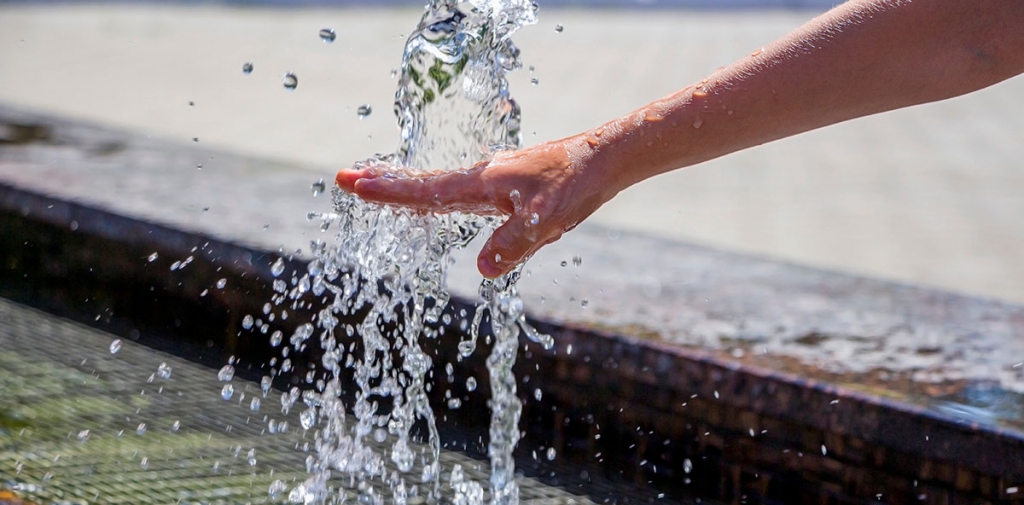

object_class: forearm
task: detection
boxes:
[584,0,1024,192]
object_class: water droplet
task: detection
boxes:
[242,62,253,74]
[533,388,542,401]
[136,423,147,435]
[171,420,180,432]
[218,364,235,382]
[271,257,286,277]
[214,278,227,290]
[560,260,567,267]
[447,398,462,409]
[157,362,172,380]
[147,252,158,263]
[261,375,272,395]
[311,178,326,197]
[683,458,692,474]
[572,255,582,267]
[693,116,703,129]
[554,24,564,32]
[821,444,827,455]
[242,315,254,330]
[140,457,149,469]
[282,72,298,90]
[319,28,336,43]
[250,398,261,412]
[527,213,539,227]
[530,78,538,86]
[77,430,90,442]
[270,330,283,347]
[390,69,398,78]
[110,339,122,354]
[357,104,373,118]
[300,409,316,429]
[192,137,199,143]
[268,480,288,498]
[546,447,556,460]
[221,384,234,400]
[247,448,258,466]
[466,377,477,391]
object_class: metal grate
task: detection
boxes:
[0,297,598,504]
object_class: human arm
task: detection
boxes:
[337,0,1024,278]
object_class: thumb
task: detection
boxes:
[477,214,546,278]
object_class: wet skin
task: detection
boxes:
[338,0,1024,278]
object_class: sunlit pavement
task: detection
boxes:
[1,4,1023,303]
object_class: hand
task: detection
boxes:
[336,136,618,278]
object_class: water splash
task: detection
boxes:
[274,0,551,503]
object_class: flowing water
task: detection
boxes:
[275,1,551,503]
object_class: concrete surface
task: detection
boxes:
[1,3,1023,306]
[3,104,1023,429]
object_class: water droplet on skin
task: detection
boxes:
[319,28,336,43]
[221,384,234,400]
[157,362,172,380]
[554,24,564,33]
[357,105,373,118]
[216,278,227,289]
[218,365,235,382]
[242,62,253,74]
[693,88,708,98]
[282,73,298,90]
[692,116,703,129]
[271,257,286,277]
[110,339,122,354]
[509,189,522,210]
[311,178,326,197]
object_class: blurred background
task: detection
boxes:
[1,0,1022,304]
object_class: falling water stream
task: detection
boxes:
[276,1,551,503]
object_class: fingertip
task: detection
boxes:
[335,168,364,192]
[477,251,504,279]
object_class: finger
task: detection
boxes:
[477,214,559,278]
[335,168,373,193]
[353,168,494,213]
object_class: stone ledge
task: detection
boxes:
[2,104,1023,502]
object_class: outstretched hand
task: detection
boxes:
[336,137,618,279]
